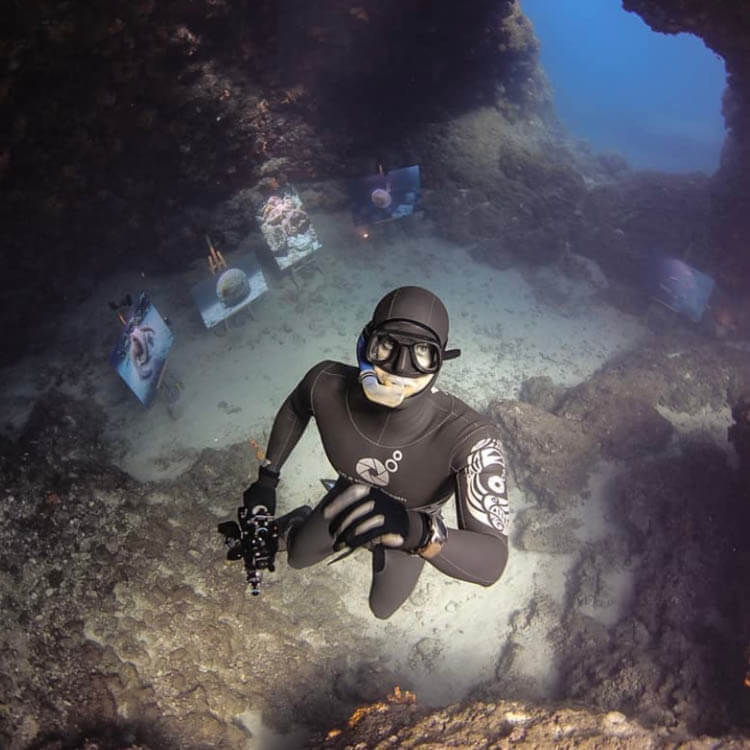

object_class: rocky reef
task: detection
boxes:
[0,0,543,365]
[1,334,749,748]
[5,1,749,364]
[623,0,750,294]
[3,0,750,747]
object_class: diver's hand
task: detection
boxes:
[242,465,280,515]
[322,483,426,552]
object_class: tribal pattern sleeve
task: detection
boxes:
[456,434,510,537]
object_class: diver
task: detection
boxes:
[242,286,510,618]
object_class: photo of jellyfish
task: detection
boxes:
[349,165,421,227]
[257,188,322,270]
[110,292,174,406]
[653,257,715,323]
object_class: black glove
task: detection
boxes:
[242,465,280,515]
[322,483,427,552]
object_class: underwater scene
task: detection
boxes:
[1,1,749,749]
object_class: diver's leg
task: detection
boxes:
[276,506,312,552]
[287,502,335,568]
[369,546,425,619]
[288,477,364,568]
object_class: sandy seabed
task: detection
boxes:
[2,211,737,747]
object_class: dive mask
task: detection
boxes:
[365,322,460,377]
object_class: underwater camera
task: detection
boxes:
[218,505,280,595]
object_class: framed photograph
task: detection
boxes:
[350,165,421,227]
[653,257,714,323]
[191,255,268,329]
[257,188,321,270]
[110,293,174,407]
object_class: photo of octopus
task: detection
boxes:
[110,292,174,407]
[129,324,156,380]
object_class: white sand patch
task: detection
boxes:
[238,710,311,750]
[0,213,646,483]
[0,211,652,747]
[35,211,643,482]
[569,461,637,628]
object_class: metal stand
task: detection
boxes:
[290,256,323,290]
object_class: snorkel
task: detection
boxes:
[357,333,407,408]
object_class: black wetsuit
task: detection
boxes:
[265,360,510,618]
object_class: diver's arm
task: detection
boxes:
[242,363,324,512]
[263,361,327,471]
[425,527,508,586]
[263,394,309,472]
[425,434,510,586]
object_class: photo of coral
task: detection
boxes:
[191,254,268,329]
[110,292,174,406]
[350,165,421,227]
[257,188,321,270]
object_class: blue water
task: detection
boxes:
[520,0,727,173]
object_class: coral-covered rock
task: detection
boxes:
[215,267,249,307]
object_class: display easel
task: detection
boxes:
[207,234,228,275]
[289,254,323,290]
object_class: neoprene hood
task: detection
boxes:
[368,286,450,348]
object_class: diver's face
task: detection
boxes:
[372,365,434,399]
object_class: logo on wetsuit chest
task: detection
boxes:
[355,450,403,486]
